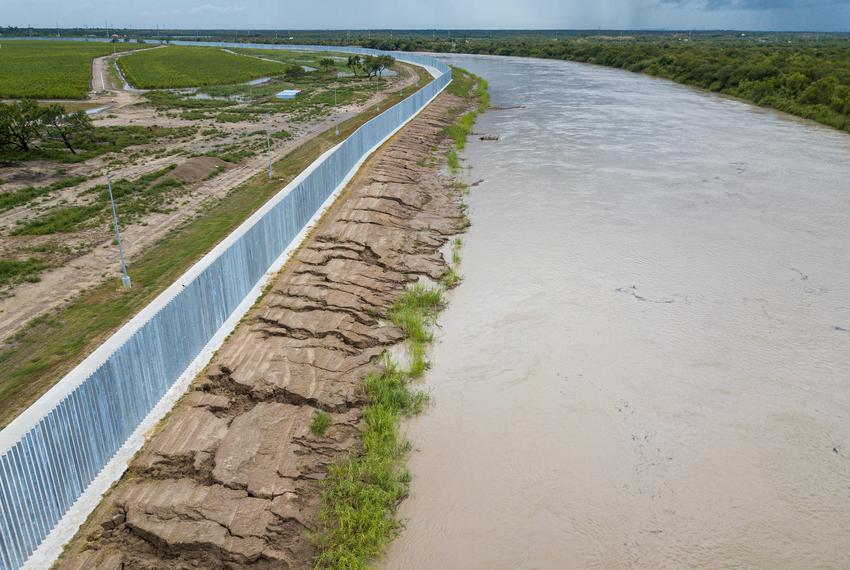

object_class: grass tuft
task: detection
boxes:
[0,258,48,287]
[451,237,463,266]
[442,266,462,289]
[447,149,459,173]
[388,284,444,377]
[310,410,333,437]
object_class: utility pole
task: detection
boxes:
[334,86,340,136]
[106,174,132,288]
[265,114,273,180]
[374,75,380,111]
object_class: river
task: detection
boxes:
[382,54,850,569]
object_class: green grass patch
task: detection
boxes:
[0,40,143,99]
[13,165,181,235]
[442,266,462,289]
[0,258,48,287]
[444,67,490,154]
[447,149,459,173]
[451,237,463,265]
[313,358,428,569]
[215,112,248,123]
[232,48,351,73]
[118,46,285,89]
[443,237,464,289]
[0,176,88,212]
[12,204,103,236]
[388,284,444,378]
[310,411,333,437]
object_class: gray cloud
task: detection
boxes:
[658,0,850,10]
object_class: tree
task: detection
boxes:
[319,58,335,73]
[783,72,809,96]
[800,76,838,105]
[41,105,93,154]
[362,55,396,78]
[362,56,380,78]
[377,55,395,77]
[0,100,43,152]
[0,110,11,153]
[346,55,362,77]
[284,64,306,81]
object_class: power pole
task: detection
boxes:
[106,174,132,288]
[265,114,273,179]
[334,86,340,136]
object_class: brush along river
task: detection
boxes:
[383,55,850,568]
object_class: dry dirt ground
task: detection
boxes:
[56,91,467,569]
[0,53,420,343]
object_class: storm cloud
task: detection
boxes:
[657,0,850,9]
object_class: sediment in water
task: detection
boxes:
[57,91,470,569]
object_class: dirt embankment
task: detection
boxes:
[57,91,467,569]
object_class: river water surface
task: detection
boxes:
[382,55,850,569]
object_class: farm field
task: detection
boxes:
[0,40,143,99]
[117,45,286,88]
[231,47,349,70]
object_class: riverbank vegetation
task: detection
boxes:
[358,32,850,134]
[312,348,431,568]
[312,285,445,567]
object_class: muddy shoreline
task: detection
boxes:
[57,90,469,569]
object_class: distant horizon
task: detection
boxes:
[3,26,849,34]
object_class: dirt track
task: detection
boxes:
[57,90,467,569]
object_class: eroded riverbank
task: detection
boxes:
[56,86,472,569]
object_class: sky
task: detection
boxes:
[3,0,850,31]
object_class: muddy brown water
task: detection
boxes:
[383,55,850,569]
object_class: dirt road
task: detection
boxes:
[57,90,465,569]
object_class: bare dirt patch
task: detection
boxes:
[166,156,232,184]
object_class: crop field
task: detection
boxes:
[231,47,350,70]
[117,46,286,88]
[0,40,143,99]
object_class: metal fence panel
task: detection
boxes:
[0,44,451,569]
